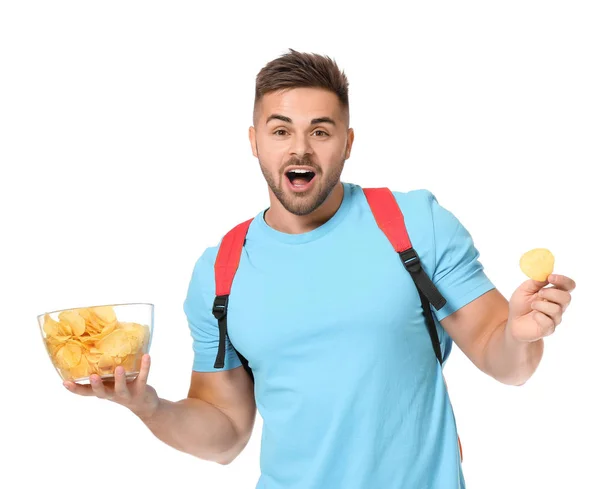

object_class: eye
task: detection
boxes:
[273,129,288,136]
[313,130,329,137]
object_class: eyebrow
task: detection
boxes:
[266,114,336,126]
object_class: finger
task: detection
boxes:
[531,301,562,327]
[90,374,112,399]
[538,287,571,311]
[520,278,549,294]
[548,274,576,292]
[63,381,97,397]
[113,366,131,399]
[136,354,151,386]
[533,311,556,337]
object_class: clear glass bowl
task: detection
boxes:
[37,303,154,385]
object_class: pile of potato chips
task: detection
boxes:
[42,305,150,382]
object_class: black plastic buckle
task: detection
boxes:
[212,295,229,320]
[399,248,422,273]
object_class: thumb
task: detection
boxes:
[509,278,549,320]
[516,278,549,296]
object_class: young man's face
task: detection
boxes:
[249,87,354,216]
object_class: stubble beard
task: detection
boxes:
[259,155,345,216]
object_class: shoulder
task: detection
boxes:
[353,183,440,229]
[391,187,438,214]
[351,182,437,211]
[185,213,259,293]
[386,187,461,239]
[194,245,219,270]
[185,245,218,296]
[353,183,465,266]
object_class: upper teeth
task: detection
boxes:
[290,169,311,173]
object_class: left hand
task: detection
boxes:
[507,274,576,343]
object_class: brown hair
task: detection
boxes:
[253,48,350,125]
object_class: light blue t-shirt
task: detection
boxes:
[183,182,496,489]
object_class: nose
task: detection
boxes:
[289,133,314,159]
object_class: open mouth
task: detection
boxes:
[285,168,316,187]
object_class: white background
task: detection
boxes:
[1,1,598,488]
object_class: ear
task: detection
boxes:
[249,126,258,157]
[345,128,355,159]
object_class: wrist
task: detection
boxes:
[503,320,544,384]
[505,319,524,345]
[505,317,541,345]
[134,397,162,424]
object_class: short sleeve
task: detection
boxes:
[183,249,242,372]
[427,193,496,321]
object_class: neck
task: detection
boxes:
[264,181,344,234]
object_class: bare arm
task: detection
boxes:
[440,288,542,385]
[441,275,574,386]
[64,355,256,465]
[141,365,256,464]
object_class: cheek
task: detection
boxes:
[317,145,346,167]
[258,134,287,156]
[256,140,279,160]
[257,144,287,175]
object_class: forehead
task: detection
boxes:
[258,87,342,124]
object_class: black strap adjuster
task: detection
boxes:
[398,249,447,311]
[399,248,421,273]
[212,295,229,320]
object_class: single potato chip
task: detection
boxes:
[70,355,91,379]
[53,334,71,343]
[55,343,83,370]
[120,322,148,352]
[96,329,132,358]
[64,343,83,368]
[43,314,61,337]
[520,248,555,281]
[91,306,117,326]
[57,320,73,337]
[121,352,141,372]
[99,320,117,338]
[45,337,63,357]
[96,353,116,375]
[58,310,86,336]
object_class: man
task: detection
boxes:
[64,49,576,488]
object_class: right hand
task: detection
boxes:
[63,353,159,420]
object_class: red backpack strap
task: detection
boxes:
[363,187,447,365]
[362,187,412,253]
[212,218,253,370]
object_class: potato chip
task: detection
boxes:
[96,353,116,375]
[84,351,103,370]
[99,320,117,338]
[78,335,96,344]
[91,306,117,329]
[43,314,61,337]
[58,310,86,336]
[121,352,141,372]
[45,338,63,357]
[57,320,73,337]
[78,308,104,333]
[120,322,147,351]
[520,248,555,281]
[52,334,71,343]
[95,306,117,322]
[55,343,82,369]
[96,329,132,358]
[70,355,91,380]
